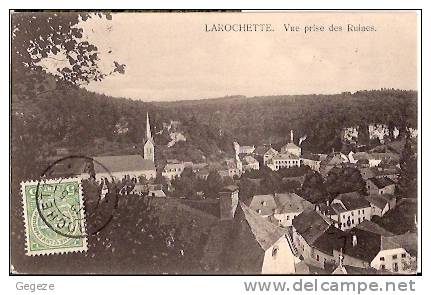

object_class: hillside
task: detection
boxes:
[11,71,417,182]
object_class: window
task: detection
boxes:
[401,253,407,258]
[380,257,385,261]
[352,211,354,216]
[316,255,320,261]
[352,219,355,224]
[362,209,365,214]
[358,218,361,224]
[381,265,386,270]
[393,262,399,272]
[392,254,397,260]
[286,215,290,220]
[272,246,279,258]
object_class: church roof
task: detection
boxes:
[93,154,155,174]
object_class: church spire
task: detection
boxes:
[143,112,155,162]
[146,112,152,141]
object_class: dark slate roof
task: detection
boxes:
[274,193,314,214]
[342,229,382,263]
[365,194,391,210]
[312,225,347,255]
[335,192,370,211]
[355,220,394,236]
[292,209,331,245]
[94,155,155,173]
[317,203,336,215]
[368,177,395,189]
[46,157,90,178]
[303,154,321,161]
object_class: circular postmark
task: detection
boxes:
[34,155,120,239]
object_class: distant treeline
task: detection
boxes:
[11,71,417,180]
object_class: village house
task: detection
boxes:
[319,152,349,176]
[200,201,300,274]
[329,192,372,231]
[370,232,417,273]
[272,193,314,227]
[225,159,242,177]
[366,177,396,195]
[240,155,260,171]
[233,141,255,155]
[247,193,313,227]
[267,153,301,171]
[162,159,185,180]
[292,209,345,268]
[365,194,397,217]
[262,147,279,165]
[301,153,322,172]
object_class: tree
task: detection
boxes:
[301,171,327,203]
[325,166,366,197]
[11,12,125,98]
[203,170,223,199]
[398,137,417,198]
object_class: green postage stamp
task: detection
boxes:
[21,177,88,256]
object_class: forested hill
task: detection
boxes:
[11,71,417,180]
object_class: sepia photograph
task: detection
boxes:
[10,10,419,275]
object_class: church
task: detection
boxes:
[92,112,157,181]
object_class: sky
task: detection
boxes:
[77,11,417,101]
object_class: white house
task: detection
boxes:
[370,232,417,273]
[365,194,397,217]
[267,153,301,171]
[162,160,185,180]
[366,177,396,195]
[329,192,372,231]
[272,193,314,227]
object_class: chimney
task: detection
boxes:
[315,204,320,212]
[326,200,330,206]
[219,190,239,220]
[290,130,294,143]
[352,234,358,247]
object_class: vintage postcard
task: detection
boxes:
[10,10,419,275]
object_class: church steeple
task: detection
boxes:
[146,112,152,141]
[143,112,155,162]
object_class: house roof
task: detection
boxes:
[364,194,393,210]
[312,225,347,255]
[301,152,321,161]
[342,229,382,263]
[334,192,370,211]
[368,177,395,189]
[381,232,417,256]
[282,142,300,150]
[272,153,300,160]
[292,209,331,245]
[246,194,277,216]
[242,155,259,165]
[239,203,288,250]
[46,157,90,178]
[94,154,156,174]
[274,193,314,214]
[355,220,394,236]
